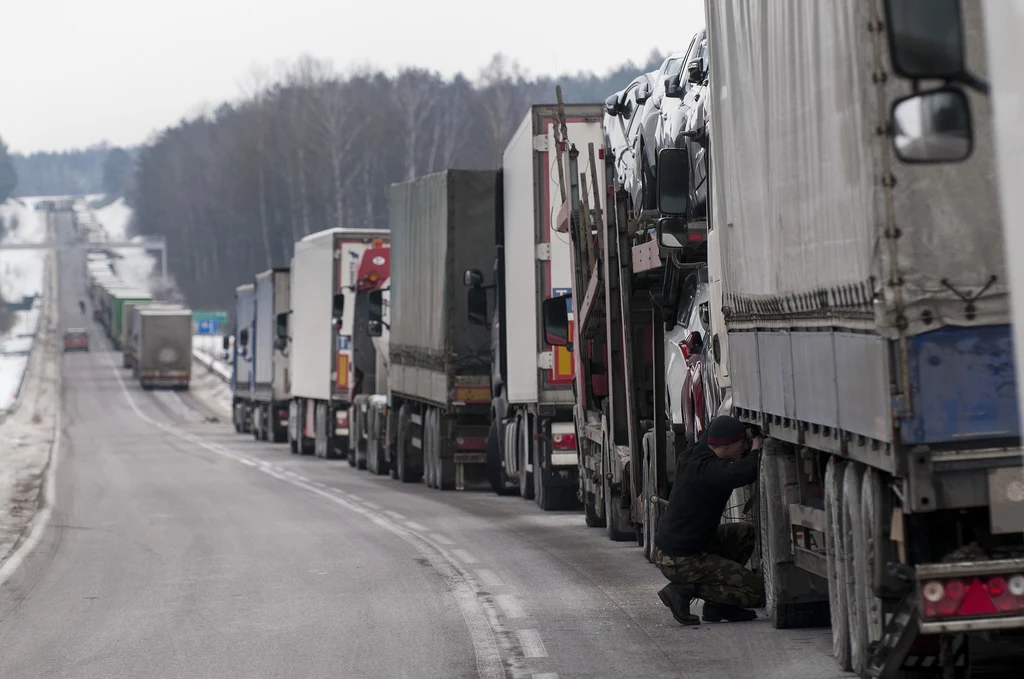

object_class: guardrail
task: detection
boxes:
[191,348,231,384]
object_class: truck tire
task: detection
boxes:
[641,435,656,562]
[434,410,455,490]
[842,463,867,676]
[859,468,886,650]
[423,408,436,488]
[487,421,518,496]
[519,414,535,501]
[252,405,262,441]
[584,495,605,528]
[824,457,852,671]
[396,404,422,483]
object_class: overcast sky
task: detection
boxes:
[0,0,705,154]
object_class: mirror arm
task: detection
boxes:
[956,71,989,95]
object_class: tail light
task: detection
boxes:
[920,573,1024,620]
[552,432,577,451]
[336,410,349,428]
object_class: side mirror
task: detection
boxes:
[332,292,345,327]
[884,0,964,80]
[368,320,383,338]
[275,312,288,342]
[368,290,383,323]
[239,328,249,347]
[464,269,483,287]
[468,287,489,326]
[891,87,973,164]
[604,94,619,117]
[541,295,571,349]
[222,335,230,350]
[636,82,651,105]
[656,147,690,216]
[665,77,682,99]
[686,61,703,85]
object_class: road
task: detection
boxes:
[0,211,846,679]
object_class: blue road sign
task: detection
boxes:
[196,319,219,335]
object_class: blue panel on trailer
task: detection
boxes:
[900,325,1020,445]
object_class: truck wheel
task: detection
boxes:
[584,495,605,528]
[519,415,535,501]
[423,408,436,488]
[843,463,868,676]
[396,404,422,483]
[252,405,262,441]
[487,421,518,496]
[860,468,886,652]
[604,471,633,542]
[434,410,454,490]
[641,437,656,562]
[825,457,852,671]
[233,405,242,434]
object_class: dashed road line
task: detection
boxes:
[517,629,548,658]
[384,510,406,520]
[361,501,382,510]
[453,549,479,564]
[496,594,526,619]
[429,533,454,545]
[532,674,559,679]
[405,521,428,531]
[476,569,503,588]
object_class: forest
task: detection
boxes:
[128,52,664,310]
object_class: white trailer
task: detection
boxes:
[286,227,389,459]
[251,268,291,443]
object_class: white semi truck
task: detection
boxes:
[285,227,389,459]
[464,104,604,509]
[250,268,291,443]
[231,283,255,433]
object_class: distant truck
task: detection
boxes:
[463,104,602,509]
[286,228,389,459]
[231,283,255,433]
[250,268,291,443]
[368,170,496,489]
[136,308,192,389]
[123,301,181,369]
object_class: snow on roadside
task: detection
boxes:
[190,334,233,419]
[0,260,57,565]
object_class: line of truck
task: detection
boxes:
[85,251,193,389]
[213,2,1024,676]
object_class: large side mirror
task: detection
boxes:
[636,82,651,105]
[368,320,383,338]
[665,77,682,99]
[891,87,973,164]
[657,147,690,217]
[686,61,703,85]
[239,328,249,347]
[275,312,288,342]
[604,94,619,117]
[464,269,483,287]
[332,293,345,322]
[368,289,383,323]
[541,295,571,348]
[468,287,489,326]
[884,0,964,80]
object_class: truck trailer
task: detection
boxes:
[231,283,255,433]
[125,302,182,370]
[286,227,389,459]
[686,1,1023,676]
[368,170,496,489]
[251,268,291,443]
[136,308,192,389]
[463,104,603,509]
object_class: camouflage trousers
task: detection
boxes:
[654,522,765,609]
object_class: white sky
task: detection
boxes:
[0,0,705,154]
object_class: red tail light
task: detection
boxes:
[552,433,577,450]
[598,147,605,160]
[336,411,349,427]
[921,573,1024,621]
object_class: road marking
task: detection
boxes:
[452,549,479,564]
[476,569,503,588]
[361,501,382,510]
[384,510,406,520]
[405,521,428,531]
[532,674,559,679]
[429,533,454,545]
[517,630,548,658]
[107,358,508,679]
[495,594,525,619]
[295,475,309,482]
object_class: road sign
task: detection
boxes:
[193,310,228,324]
[196,319,219,335]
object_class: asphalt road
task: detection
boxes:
[0,212,847,679]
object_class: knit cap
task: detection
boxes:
[706,415,747,446]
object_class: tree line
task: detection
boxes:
[127,52,664,311]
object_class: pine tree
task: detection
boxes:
[0,137,17,202]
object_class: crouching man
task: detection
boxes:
[653,415,765,624]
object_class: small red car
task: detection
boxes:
[63,329,90,352]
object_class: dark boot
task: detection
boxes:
[702,602,758,622]
[658,583,700,625]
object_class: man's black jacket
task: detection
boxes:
[653,440,759,557]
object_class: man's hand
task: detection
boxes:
[750,435,764,452]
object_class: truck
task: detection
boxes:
[654,1,1021,677]
[231,283,255,434]
[285,227,389,459]
[368,170,496,489]
[250,268,291,443]
[109,289,152,347]
[348,245,391,471]
[462,104,602,509]
[136,308,192,389]
[124,302,182,369]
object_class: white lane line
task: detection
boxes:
[405,521,428,532]
[532,674,559,679]
[452,549,479,564]
[384,510,406,520]
[429,533,454,545]
[361,501,382,510]
[495,594,526,619]
[107,357,506,679]
[517,629,548,658]
[295,475,309,482]
[476,569,503,588]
